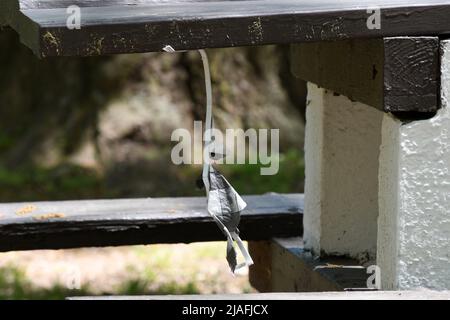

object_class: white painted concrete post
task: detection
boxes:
[304,83,383,260]
[377,40,450,290]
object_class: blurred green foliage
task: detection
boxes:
[0,265,199,300]
[222,149,304,194]
[0,149,304,202]
[0,266,89,300]
[0,164,106,202]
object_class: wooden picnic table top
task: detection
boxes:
[2,0,450,57]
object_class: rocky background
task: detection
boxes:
[0,27,306,201]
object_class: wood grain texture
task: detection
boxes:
[292,37,439,113]
[292,39,384,110]
[268,238,368,292]
[67,290,450,300]
[383,37,439,113]
[250,238,368,292]
[0,193,303,252]
[2,0,450,57]
[18,0,222,10]
[248,241,272,292]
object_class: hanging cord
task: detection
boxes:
[163,46,253,272]
[163,46,212,193]
[196,48,253,272]
[198,49,213,195]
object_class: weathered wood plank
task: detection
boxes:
[2,0,450,57]
[18,0,218,10]
[67,290,450,300]
[0,193,303,252]
[248,241,272,292]
[292,39,385,110]
[292,37,439,114]
[249,238,369,292]
[383,37,439,113]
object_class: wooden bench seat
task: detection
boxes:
[0,193,303,252]
[67,290,450,300]
[2,0,450,57]
[2,0,449,292]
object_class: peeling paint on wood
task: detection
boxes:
[3,0,450,57]
[292,37,439,114]
[32,212,66,220]
[15,205,37,216]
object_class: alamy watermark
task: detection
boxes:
[65,5,381,31]
[366,6,381,30]
[66,5,81,30]
[171,121,279,175]
[367,265,381,289]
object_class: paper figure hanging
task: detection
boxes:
[163,46,254,273]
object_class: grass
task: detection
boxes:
[0,265,199,300]
[117,279,199,296]
[0,242,255,299]
[0,265,89,300]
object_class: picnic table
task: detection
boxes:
[1,0,450,293]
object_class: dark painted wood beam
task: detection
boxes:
[383,37,439,113]
[2,0,450,57]
[292,37,439,114]
[0,193,303,252]
[248,238,368,292]
[66,291,450,300]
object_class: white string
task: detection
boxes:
[162,46,212,194]
[163,45,253,272]
[197,49,253,271]
[198,49,213,195]
[233,233,254,267]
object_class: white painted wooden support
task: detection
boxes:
[303,83,383,260]
[295,38,446,293]
[377,40,450,290]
